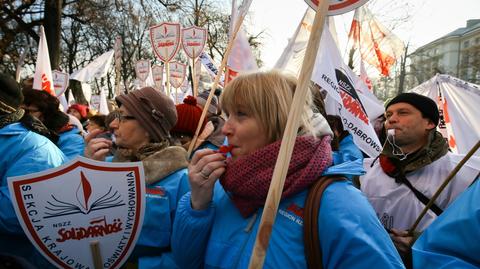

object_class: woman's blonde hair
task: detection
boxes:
[220,70,313,143]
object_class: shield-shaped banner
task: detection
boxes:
[8,156,146,269]
[150,22,181,63]
[304,0,369,15]
[90,94,101,112]
[53,70,69,97]
[182,26,207,59]
[136,60,151,82]
[169,61,187,89]
[152,64,164,91]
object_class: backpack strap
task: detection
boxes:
[304,176,346,269]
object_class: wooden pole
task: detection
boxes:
[165,62,171,97]
[409,139,480,235]
[186,4,249,156]
[90,240,103,269]
[247,1,329,268]
[175,87,178,104]
[192,57,198,97]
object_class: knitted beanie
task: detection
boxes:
[172,95,204,136]
[0,73,23,114]
[116,87,177,142]
[68,104,89,119]
[196,90,218,114]
[386,93,439,126]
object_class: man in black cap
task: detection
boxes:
[359,92,480,268]
[0,73,66,268]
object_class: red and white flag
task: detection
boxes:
[226,0,257,84]
[348,6,405,76]
[33,26,55,95]
[359,60,373,91]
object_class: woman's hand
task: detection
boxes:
[84,129,112,161]
[188,149,227,210]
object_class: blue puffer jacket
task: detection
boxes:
[338,134,364,162]
[106,147,190,269]
[133,168,190,269]
[0,122,66,267]
[171,157,404,269]
[57,126,85,160]
[412,178,480,268]
[332,134,364,180]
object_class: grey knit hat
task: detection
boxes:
[116,87,177,142]
[196,90,218,114]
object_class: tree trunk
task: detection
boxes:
[70,80,88,104]
[44,0,62,70]
[397,43,409,94]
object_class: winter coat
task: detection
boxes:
[360,152,480,231]
[57,126,85,160]
[171,155,404,269]
[338,134,363,163]
[0,122,66,268]
[412,177,480,268]
[112,145,190,269]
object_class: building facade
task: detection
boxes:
[408,19,480,87]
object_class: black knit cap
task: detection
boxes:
[386,92,439,126]
[0,73,23,114]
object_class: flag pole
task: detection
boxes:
[165,62,171,97]
[16,40,30,83]
[187,1,251,156]
[192,57,198,97]
[409,139,480,235]
[247,1,329,268]
[90,241,103,269]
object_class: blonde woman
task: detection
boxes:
[171,71,404,269]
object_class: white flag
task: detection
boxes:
[98,89,109,115]
[33,26,55,95]
[70,50,114,82]
[311,27,384,157]
[274,8,314,77]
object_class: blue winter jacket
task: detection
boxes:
[0,122,66,267]
[338,134,364,162]
[412,177,480,268]
[57,126,85,160]
[105,154,189,269]
[171,157,405,269]
[331,134,364,180]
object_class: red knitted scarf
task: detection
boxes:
[220,136,333,218]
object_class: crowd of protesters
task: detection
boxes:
[0,70,479,269]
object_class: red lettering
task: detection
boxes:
[41,74,54,95]
[55,218,123,242]
[340,91,369,124]
[157,41,174,47]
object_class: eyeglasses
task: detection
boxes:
[115,114,136,123]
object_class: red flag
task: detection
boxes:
[33,26,55,95]
[348,6,404,76]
